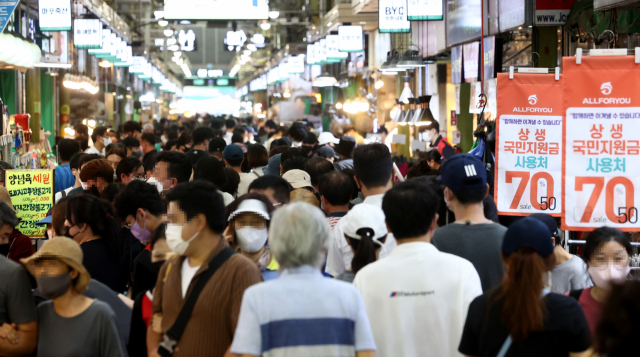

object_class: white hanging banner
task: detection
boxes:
[74,19,102,49]
[326,35,347,61]
[289,55,305,74]
[319,39,327,63]
[338,25,363,52]
[407,0,444,21]
[39,0,72,31]
[379,0,410,33]
[307,44,316,64]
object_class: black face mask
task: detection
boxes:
[84,186,101,198]
[301,145,315,155]
[130,151,142,159]
[151,260,165,276]
[0,244,9,256]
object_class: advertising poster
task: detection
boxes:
[5,170,54,238]
[563,55,640,231]
[495,72,563,216]
[462,41,479,83]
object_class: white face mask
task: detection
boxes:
[102,136,112,147]
[235,227,268,253]
[165,223,200,255]
[588,264,630,290]
[423,130,434,142]
[147,176,164,193]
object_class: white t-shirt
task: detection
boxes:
[325,193,397,277]
[223,132,233,145]
[237,172,258,196]
[84,146,105,156]
[181,259,201,298]
[353,242,482,357]
[54,186,74,203]
[218,190,235,206]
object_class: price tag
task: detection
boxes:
[5,169,54,238]
[411,140,427,151]
[495,72,563,216]
[562,55,640,231]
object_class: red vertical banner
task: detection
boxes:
[495,72,563,216]
[563,56,640,231]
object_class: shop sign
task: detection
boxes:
[131,57,147,74]
[451,45,462,84]
[407,0,443,21]
[224,30,247,51]
[315,40,323,64]
[319,38,327,63]
[338,25,363,52]
[288,55,305,74]
[74,19,102,49]
[462,41,479,83]
[495,72,563,216]
[536,0,578,25]
[447,0,480,46]
[498,0,525,31]
[39,0,71,31]
[0,1,18,33]
[562,55,640,231]
[483,36,500,79]
[6,170,54,238]
[379,0,410,33]
[278,62,289,81]
[178,29,196,52]
[196,69,223,78]
[307,44,316,64]
[326,35,347,60]
[267,68,279,84]
[88,29,111,56]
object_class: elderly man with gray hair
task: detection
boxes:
[231,202,377,357]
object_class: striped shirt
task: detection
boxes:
[152,238,263,357]
[231,265,376,357]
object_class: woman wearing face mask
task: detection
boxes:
[79,159,115,197]
[64,195,126,292]
[224,193,278,280]
[115,157,145,184]
[568,227,632,335]
[21,237,126,357]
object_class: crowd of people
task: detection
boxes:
[0,116,639,357]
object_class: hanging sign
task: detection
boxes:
[74,19,102,49]
[562,55,640,231]
[536,0,577,25]
[326,35,347,61]
[39,0,71,31]
[451,45,462,84]
[307,44,316,64]
[278,62,289,81]
[407,0,444,21]
[0,1,18,33]
[319,38,327,63]
[463,41,480,83]
[495,72,563,216]
[6,170,54,238]
[379,0,410,33]
[338,25,363,52]
[289,55,305,74]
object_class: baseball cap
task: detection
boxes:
[343,204,388,243]
[264,153,282,176]
[282,169,313,189]
[318,146,337,159]
[334,135,357,157]
[228,199,270,222]
[245,126,258,136]
[318,132,340,146]
[502,217,555,258]
[440,153,486,191]
[223,144,244,160]
[529,213,560,240]
[36,208,54,225]
[209,137,227,153]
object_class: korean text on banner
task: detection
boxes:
[5,170,54,238]
[563,56,640,231]
[495,72,563,216]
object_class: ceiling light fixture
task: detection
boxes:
[260,22,271,30]
[158,20,168,27]
[164,29,174,36]
[268,11,279,19]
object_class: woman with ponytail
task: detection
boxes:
[459,217,591,357]
[64,194,126,292]
[336,204,387,283]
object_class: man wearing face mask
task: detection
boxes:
[123,136,142,158]
[62,154,102,198]
[431,154,506,293]
[148,181,262,357]
[224,194,278,281]
[21,238,126,357]
[422,120,455,160]
[84,126,111,156]
[79,159,114,197]
[115,180,166,298]
[147,151,192,196]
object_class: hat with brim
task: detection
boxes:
[282,169,314,190]
[36,207,54,225]
[228,199,270,221]
[318,132,340,146]
[21,237,91,293]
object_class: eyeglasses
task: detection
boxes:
[131,175,147,181]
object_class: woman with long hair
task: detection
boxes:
[459,217,591,357]
[223,193,278,280]
[569,227,632,335]
[64,194,126,292]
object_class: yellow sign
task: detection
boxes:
[6,169,54,238]
[34,101,41,115]
[60,104,70,115]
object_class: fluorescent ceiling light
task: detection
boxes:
[34,63,73,69]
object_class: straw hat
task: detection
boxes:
[0,185,17,213]
[21,237,91,293]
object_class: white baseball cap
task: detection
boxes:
[282,169,313,189]
[318,132,340,146]
[228,199,271,221]
[343,204,388,243]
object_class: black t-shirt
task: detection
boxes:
[185,149,208,168]
[459,289,591,357]
[81,239,127,293]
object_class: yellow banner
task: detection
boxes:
[6,169,54,238]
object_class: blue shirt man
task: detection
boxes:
[54,139,82,194]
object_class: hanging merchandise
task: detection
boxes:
[562,52,640,231]
[495,71,563,216]
[378,0,410,33]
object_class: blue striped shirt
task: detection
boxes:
[231,265,376,357]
